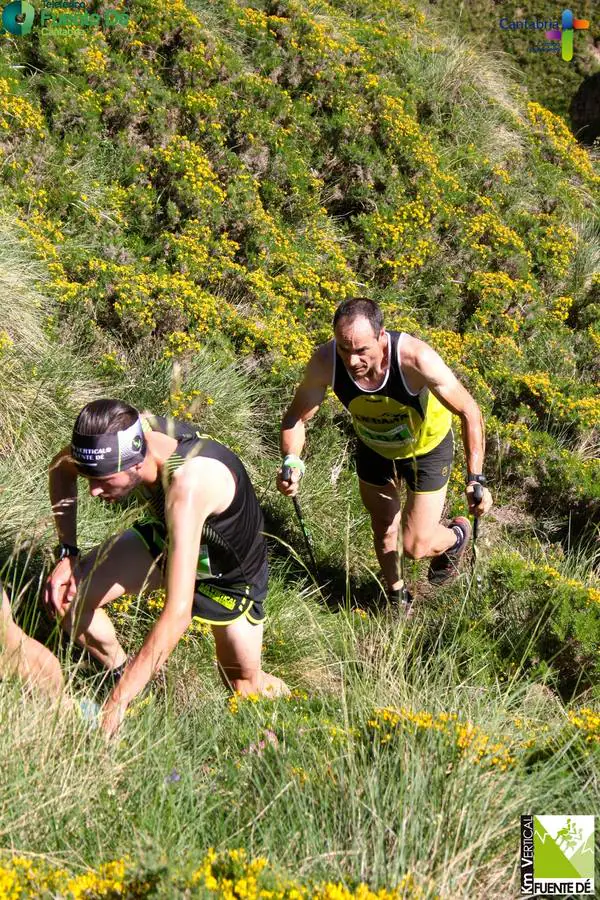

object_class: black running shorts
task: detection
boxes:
[356,429,454,492]
[131,520,267,626]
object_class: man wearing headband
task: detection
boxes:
[46,398,288,736]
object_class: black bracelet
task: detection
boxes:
[55,543,80,562]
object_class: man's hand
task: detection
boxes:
[276,462,303,498]
[466,483,493,517]
[101,694,127,739]
[44,558,78,618]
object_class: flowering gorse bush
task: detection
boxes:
[367,707,516,771]
[0,849,438,899]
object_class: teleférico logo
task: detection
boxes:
[1,0,129,35]
[1,0,34,35]
[521,815,594,895]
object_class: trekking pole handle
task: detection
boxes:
[281,463,308,540]
[472,482,484,540]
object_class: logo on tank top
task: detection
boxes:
[348,395,420,445]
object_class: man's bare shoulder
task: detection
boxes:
[398,334,436,370]
[170,455,230,488]
[168,456,235,515]
[49,444,77,472]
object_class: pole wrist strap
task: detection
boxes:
[282,454,306,477]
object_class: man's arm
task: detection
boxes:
[277,343,333,496]
[404,337,493,514]
[49,446,79,544]
[101,458,235,736]
[45,447,80,616]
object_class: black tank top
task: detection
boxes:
[136,415,267,590]
[332,330,452,459]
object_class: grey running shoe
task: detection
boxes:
[428,516,471,585]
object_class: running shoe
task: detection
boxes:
[427,516,471,585]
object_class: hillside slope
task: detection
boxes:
[1,0,598,527]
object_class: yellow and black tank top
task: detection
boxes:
[135,415,267,590]
[332,331,452,460]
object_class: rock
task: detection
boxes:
[570,72,600,145]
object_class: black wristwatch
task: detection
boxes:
[55,543,80,562]
[467,473,487,486]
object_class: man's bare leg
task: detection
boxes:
[401,485,455,560]
[62,529,163,670]
[212,617,289,697]
[1,587,63,696]
[359,478,403,593]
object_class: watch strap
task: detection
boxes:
[55,543,80,561]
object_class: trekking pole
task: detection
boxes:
[281,465,320,579]
[471,483,484,589]
[472,483,484,541]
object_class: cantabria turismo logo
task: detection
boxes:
[500,8,590,60]
[521,816,595,895]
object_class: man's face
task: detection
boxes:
[86,465,143,502]
[334,316,386,379]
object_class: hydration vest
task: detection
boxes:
[332,331,452,460]
[135,415,267,589]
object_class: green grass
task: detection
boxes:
[1,570,597,895]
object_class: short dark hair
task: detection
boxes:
[73,399,139,435]
[332,297,384,335]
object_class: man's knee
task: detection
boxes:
[229,672,290,698]
[60,590,96,636]
[67,559,125,621]
[216,650,260,692]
